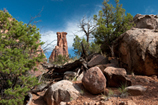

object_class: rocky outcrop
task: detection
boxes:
[113,28,158,75]
[113,14,158,75]
[49,32,68,62]
[82,67,106,94]
[133,14,158,29]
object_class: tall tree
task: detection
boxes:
[78,16,96,43]
[93,0,134,55]
[0,10,45,105]
[73,35,101,57]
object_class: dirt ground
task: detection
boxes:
[30,75,158,105]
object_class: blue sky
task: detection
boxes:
[1,0,158,58]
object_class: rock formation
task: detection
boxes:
[49,32,69,62]
[113,14,158,75]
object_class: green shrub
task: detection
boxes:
[0,10,45,105]
[53,55,68,65]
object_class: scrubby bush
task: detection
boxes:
[0,10,45,105]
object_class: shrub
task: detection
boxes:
[0,10,45,105]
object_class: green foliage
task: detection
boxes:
[52,55,68,65]
[72,35,101,57]
[118,84,128,97]
[0,10,45,105]
[93,0,134,55]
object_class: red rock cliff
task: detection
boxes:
[49,32,69,62]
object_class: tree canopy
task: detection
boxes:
[0,10,45,105]
[73,35,101,57]
[93,0,134,55]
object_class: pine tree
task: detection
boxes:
[0,10,45,105]
[73,35,101,57]
[93,0,134,55]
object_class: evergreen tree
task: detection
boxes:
[73,35,101,57]
[0,10,45,105]
[93,0,134,55]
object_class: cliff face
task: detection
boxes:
[49,32,69,62]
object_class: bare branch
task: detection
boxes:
[78,16,97,43]
[27,6,44,26]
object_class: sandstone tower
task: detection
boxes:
[49,32,69,62]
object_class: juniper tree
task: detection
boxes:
[73,35,101,57]
[93,0,134,55]
[0,10,45,105]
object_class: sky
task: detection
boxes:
[1,0,158,58]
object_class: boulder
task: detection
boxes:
[87,54,109,68]
[43,80,81,105]
[96,63,117,72]
[125,85,147,96]
[103,67,131,87]
[133,14,158,29]
[113,27,158,75]
[82,67,106,94]
[49,32,69,62]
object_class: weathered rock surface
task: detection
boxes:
[125,85,147,96]
[82,67,106,94]
[133,14,158,29]
[87,54,109,68]
[49,32,68,62]
[43,80,81,105]
[96,63,117,72]
[113,27,158,75]
[103,67,131,87]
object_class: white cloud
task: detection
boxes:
[40,5,101,52]
[40,20,85,52]
[145,6,155,14]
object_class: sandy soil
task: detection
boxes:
[30,75,158,105]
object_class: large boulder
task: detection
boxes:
[82,67,107,94]
[103,67,131,87]
[113,27,158,75]
[133,14,158,29]
[87,54,109,68]
[43,80,81,105]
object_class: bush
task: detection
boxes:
[0,10,45,105]
[53,55,68,65]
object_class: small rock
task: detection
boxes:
[95,102,100,105]
[126,100,137,105]
[119,101,125,105]
[100,101,112,105]
[84,101,88,105]
[66,102,71,105]
[125,85,147,96]
[152,75,157,80]
[60,102,66,105]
